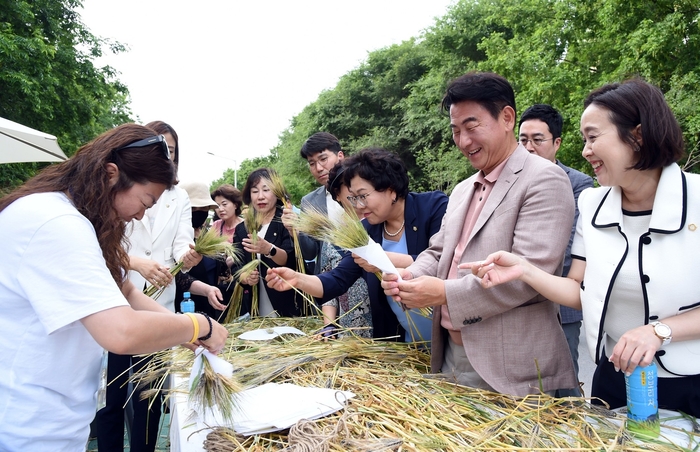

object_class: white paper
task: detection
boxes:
[198,382,355,435]
[188,348,234,392]
[238,326,306,341]
[350,238,401,276]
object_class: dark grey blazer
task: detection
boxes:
[557,160,594,324]
[297,185,328,272]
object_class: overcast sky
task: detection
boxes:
[79,0,456,185]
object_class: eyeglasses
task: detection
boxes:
[307,153,330,168]
[519,137,553,147]
[114,135,170,160]
[347,191,374,208]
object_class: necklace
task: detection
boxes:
[383,220,405,237]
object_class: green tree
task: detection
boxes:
[231,0,700,193]
[210,154,277,194]
[475,0,700,172]
[266,39,435,202]
[0,0,133,190]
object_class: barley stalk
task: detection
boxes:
[130,318,697,451]
[267,171,313,315]
[222,259,262,323]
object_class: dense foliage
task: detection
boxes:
[214,0,700,202]
[2,0,698,200]
[0,0,132,192]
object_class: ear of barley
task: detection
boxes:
[143,226,242,300]
[290,205,335,242]
[292,204,370,251]
[193,226,241,262]
[327,205,371,250]
[243,205,263,239]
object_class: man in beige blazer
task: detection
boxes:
[382,72,577,396]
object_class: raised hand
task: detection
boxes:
[265,267,298,292]
[458,251,526,288]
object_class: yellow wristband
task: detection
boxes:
[184,313,199,344]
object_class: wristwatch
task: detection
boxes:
[650,321,672,346]
[265,244,277,258]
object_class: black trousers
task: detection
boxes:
[591,357,700,418]
[94,352,163,452]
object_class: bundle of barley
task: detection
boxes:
[222,259,261,323]
[132,317,699,451]
[293,205,433,326]
[267,171,313,315]
[189,351,244,427]
[144,226,240,299]
[237,207,263,315]
[292,205,378,278]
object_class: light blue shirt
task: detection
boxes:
[383,233,433,345]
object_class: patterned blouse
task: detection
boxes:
[319,241,372,338]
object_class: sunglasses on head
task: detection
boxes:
[114,135,170,160]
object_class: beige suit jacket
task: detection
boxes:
[409,145,577,396]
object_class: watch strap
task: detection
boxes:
[650,321,672,346]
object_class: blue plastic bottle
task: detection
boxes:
[625,362,660,438]
[180,292,195,314]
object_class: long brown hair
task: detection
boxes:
[0,124,176,286]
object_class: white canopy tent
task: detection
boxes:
[0,117,68,164]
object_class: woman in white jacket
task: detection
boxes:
[462,79,700,418]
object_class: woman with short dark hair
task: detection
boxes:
[267,148,449,344]
[211,183,243,241]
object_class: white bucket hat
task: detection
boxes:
[180,181,217,208]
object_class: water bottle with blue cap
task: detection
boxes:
[180,291,194,314]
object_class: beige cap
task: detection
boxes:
[180,181,217,208]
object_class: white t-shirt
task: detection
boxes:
[0,192,128,451]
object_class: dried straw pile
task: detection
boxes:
[139,317,699,451]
